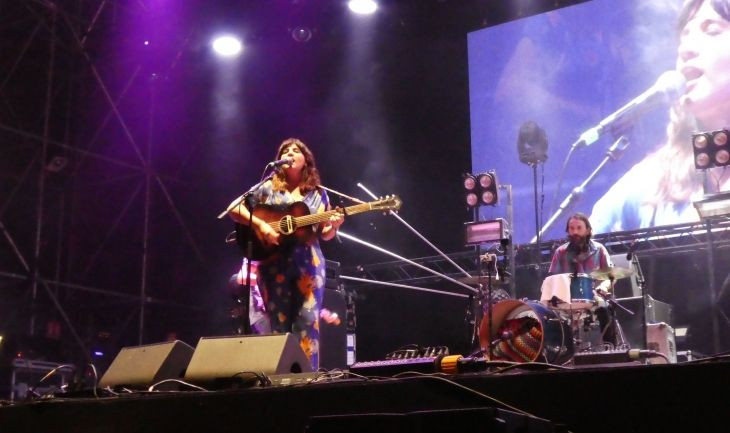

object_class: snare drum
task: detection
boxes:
[480,299,574,364]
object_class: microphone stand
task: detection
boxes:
[219,165,277,336]
[531,136,630,243]
[482,255,495,360]
[632,252,648,351]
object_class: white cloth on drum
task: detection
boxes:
[539,273,572,306]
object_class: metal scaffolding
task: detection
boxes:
[0,1,213,365]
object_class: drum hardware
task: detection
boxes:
[592,272,634,350]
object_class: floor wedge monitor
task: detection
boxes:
[184,333,312,385]
[99,340,194,389]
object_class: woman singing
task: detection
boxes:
[227,138,344,370]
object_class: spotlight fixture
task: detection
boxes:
[348,0,378,15]
[46,156,68,173]
[212,35,243,57]
[693,129,730,169]
[463,171,499,207]
[291,26,313,43]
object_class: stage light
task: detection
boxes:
[517,121,548,166]
[291,26,312,43]
[478,173,492,189]
[465,218,510,245]
[479,171,498,205]
[693,129,730,169]
[212,35,243,57]
[466,192,478,207]
[348,0,378,15]
[463,171,499,207]
[463,173,477,191]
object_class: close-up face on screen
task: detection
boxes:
[469,0,730,243]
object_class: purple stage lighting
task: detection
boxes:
[212,35,243,57]
[348,0,377,15]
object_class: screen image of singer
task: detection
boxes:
[468,0,698,242]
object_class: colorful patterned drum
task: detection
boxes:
[480,299,574,364]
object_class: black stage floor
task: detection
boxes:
[1,359,728,433]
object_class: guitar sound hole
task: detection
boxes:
[279,217,293,235]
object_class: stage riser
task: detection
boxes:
[1,361,728,433]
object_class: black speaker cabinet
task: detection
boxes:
[615,295,673,349]
[99,340,194,389]
[184,333,312,385]
[320,288,347,370]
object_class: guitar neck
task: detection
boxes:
[293,202,375,227]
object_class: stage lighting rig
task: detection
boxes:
[463,171,499,208]
[693,129,730,169]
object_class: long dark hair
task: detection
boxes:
[678,0,730,32]
[647,0,730,204]
[271,138,322,194]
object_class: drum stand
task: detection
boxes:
[600,277,633,348]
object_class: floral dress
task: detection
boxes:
[247,180,329,370]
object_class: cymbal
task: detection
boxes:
[590,267,634,281]
[456,275,505,285]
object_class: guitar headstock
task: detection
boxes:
[371,195,402,212]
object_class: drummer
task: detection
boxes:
[548,212,616,343]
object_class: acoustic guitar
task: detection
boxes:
[235,195,402,261]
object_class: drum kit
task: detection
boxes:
[478,266,636,365]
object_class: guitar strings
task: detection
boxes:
[260,199,394,232]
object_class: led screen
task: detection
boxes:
[468,0,697,243]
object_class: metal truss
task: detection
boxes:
[347,219,730,353]
[348,218,730,283]
[0,0,212,364]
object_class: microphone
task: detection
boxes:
[572,70,686,149]
[267,157,294,168]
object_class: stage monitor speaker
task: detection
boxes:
[99,340,194,389]
[184,333,312,385]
